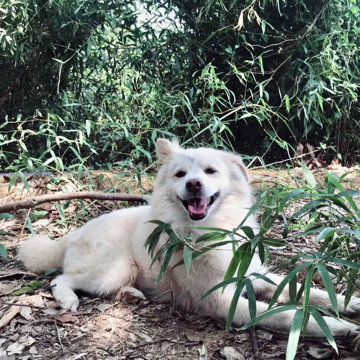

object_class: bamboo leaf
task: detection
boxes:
[286,309,304,360]
[0,243,7,261]
[240,305,298,330]
[301,161,317,188]
[317,263,338,315]
[285,94,290,113]
[245,278,256,320]
[183,245,192,275]
[309,308,338,353]
[226,280,245,331]
[269,262,313,308]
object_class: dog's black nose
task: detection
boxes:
[186,178,202,192]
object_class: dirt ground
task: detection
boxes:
[1,166,360,359]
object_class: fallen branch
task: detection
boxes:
[0,192,146,213]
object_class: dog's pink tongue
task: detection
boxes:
[188,198,208,215]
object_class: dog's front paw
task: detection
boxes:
[324,316,360,338]
[51,277,79,312]
[53,290,79,312]
[58,293,79,312]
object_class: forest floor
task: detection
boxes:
[1,165,360,360]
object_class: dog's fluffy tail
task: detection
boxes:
[18,235,67,274]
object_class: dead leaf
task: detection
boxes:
[95,303,112,312]
[19,335,36,346]
[128,332,138,342]
[7,341,25,355]
[235,333,250,343]
[23,294,44,308]
[296,143,304,156]
[19,324,33,334]
[29,345,38,354]
[55,313,77,323]
[161,340,174,351]
[185,329,201,342]
[0,305,20,329]
[32,218,50,228]
[236,11,244,30]
[42,308,58,316]
[127,341,138,348]
[0,271,36,280]
[329,157,342,170]
[72,353,88,360]
[220,346,245,360]
[307,346,333,359]
[0,281,22,296]
[0,353,15,359]
[135,331,153,342]
[306,143,315,159]
[39,292,55,299]
[312,158,326,168]
[20,306,33,321]
[256,329,273,341]
[9,334,19,342]
[261,351,285,358]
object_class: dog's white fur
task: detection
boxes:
[19,139,360,337]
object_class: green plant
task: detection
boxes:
[13,280,43,295]
[2,0,360,176]
[145,164,360,360]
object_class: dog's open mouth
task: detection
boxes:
[180,192,220,221]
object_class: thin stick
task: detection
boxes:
[248,146,331,170]
[20,209,31,237]
[0,301,45,309]
[55,320,64,354]
[248,327,260,360]
[0,191,146,213]
[28,319,56,325]
[272,250,297,257]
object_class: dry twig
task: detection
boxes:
[0,191,146,213]
[55,320,64,354]
[0,301,45,309]
[248,146,331,170]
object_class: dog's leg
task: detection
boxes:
[208,287,360,337]
[51,255,141,311]
[249,271,360,316]
[111,286,146,303]
[51,275,79,312]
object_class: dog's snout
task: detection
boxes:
[186,178,202,192]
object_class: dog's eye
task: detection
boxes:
[175,171,186,178]
[205,168,217,175]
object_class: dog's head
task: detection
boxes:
[152,138,251,223]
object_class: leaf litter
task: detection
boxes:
[1,169,360,359]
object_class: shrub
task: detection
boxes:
[1,0,360,173]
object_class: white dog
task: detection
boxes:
[18,139,360,337]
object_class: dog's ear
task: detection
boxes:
[231,155,250,183]
[156,138,181,161]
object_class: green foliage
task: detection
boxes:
[1,0,360,173]
[0,243,7,261]
[145,166,360,360]
[13,280,42,295]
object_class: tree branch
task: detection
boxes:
[0,192,146,213]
